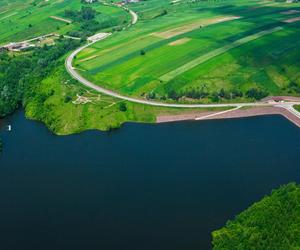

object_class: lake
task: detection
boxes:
[0,111,300,250]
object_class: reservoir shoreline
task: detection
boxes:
[1,111,300,250]
[157,106,300,128]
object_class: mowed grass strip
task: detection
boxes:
[159,26,284,82]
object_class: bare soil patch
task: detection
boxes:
[168,37,191,46]
[153,16,240,39]
[283,17,300,23]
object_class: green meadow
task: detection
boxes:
[76,0,300,103]
[0,0,129,44]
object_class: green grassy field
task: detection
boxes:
[75,0,300,103]
[0,0,129,44]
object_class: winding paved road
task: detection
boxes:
[65,4,300,113]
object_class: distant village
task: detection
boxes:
[0,0,141,52]
[0,34,59,52]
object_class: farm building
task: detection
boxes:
[83,0,98,3]
[3,42,35,52]
[123,0,140,3]
[87,33,111,42]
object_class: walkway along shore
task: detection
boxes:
[157,106,300,128]
[65,3,300,128]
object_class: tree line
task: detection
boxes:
[145,86,269,102]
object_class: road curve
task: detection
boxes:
[65,5,300,110]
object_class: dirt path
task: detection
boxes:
[157,106,300,128]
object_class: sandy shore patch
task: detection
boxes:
[157,111,215,123]
[168,38,191,46]
[153,16,240,39]
[283,17,300,23]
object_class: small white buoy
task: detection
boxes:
[7,125,11,131]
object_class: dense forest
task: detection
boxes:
[212,183,300,249]
[0,38,80,118]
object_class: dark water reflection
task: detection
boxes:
[0,111,300,250]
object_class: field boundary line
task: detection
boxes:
[159,26,283,82]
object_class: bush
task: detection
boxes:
[119,102,127,112]
[246,88,269,100]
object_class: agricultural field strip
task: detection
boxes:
[159,26,284,82]
[67,27,300,109]
[79,7,295,72]
[50,16,72,24]
[152,16,241,39]
[0,12,17,20]
[0,10,9,15]
[0,0,130,44]
[79,17,246,73]
[67,1,300,111]
[77,14,241,62]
